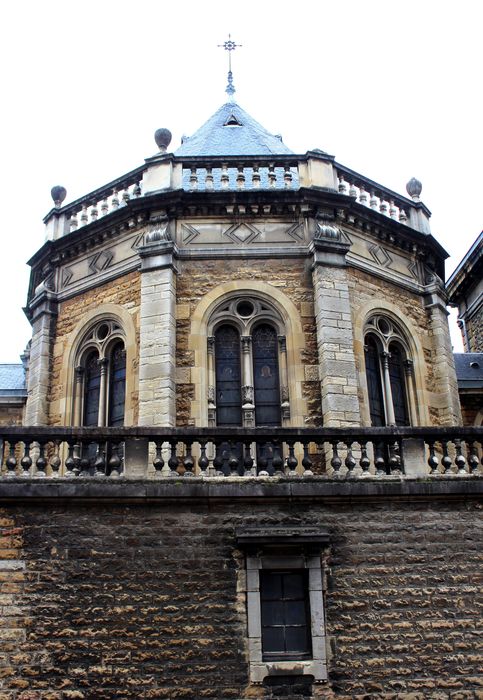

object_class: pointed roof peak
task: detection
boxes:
[175,102,293,157]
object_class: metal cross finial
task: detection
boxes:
[218,34,242,99]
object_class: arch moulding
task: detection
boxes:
[188,280,307,427]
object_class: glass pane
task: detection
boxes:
[261,572,282,600]
[83,351,100,427]
[283,573,305,599]
[285,626,311,654]
[284,600,307,625]
[253,324,281,427]
[109,343,126,427]
[365,335,385,426]
[261,601,285,626]
[262,627,285,654]
[215,325,242,426]
[388,343,409,426]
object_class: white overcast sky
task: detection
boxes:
[0,0,481,362]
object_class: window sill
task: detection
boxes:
[249,659,327,684]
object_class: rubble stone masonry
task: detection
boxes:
[0,487,481,699]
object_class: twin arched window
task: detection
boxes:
[208,298,289,428]
[74,320,126,427]
[364,315,414,427]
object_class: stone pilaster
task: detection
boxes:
[138,239,177,427]
[424,284,462,425]
[311,225,361,427]
[24,293,58,426]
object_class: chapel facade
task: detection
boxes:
[0,84,482,699]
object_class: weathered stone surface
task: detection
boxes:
[0,492,480,697]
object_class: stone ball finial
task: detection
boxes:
[406,177,422,201]
[154,128,172,153]
[51,185,67,208]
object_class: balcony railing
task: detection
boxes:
[0,427,481,480]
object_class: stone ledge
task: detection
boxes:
[0,476,481,503]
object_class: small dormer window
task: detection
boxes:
[223,114,243,127]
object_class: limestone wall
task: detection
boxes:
[0,404,24,426]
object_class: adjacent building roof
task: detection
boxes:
[0,364,26,396]
[453,353,483,389]
[447,231,483,302]
[175,102,294,157]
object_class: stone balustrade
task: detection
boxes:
[0,426,481,480]
[335,164,414,224]
[176,156,300,191]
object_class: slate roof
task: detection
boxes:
[0,364,26,396]
[453,353,483,389]
[175,102,294,157]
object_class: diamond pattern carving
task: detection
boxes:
[223,223,261,244]
[368,244,392,268]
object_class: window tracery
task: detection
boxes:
[207,297,289,427]
[73,320,126,427]
[364,315,415,426]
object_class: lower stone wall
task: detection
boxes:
[0,490,481,699]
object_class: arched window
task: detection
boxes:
[364,315,413,427]
[208,298,288,428]
[74,320,126,427]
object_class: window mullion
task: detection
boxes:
[97,357,109,427]
[380,350,396,426]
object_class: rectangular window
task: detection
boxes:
[260,570,312,660]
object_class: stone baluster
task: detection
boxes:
[90,202,98,221]
[198,441,209,475]
[370,190,378,209]
[70,212,78,231]
[183,441,195,476]
[283,166,292,188]
[359,440,371,476]
[379,199,388,216]
[374,441,386,476]
[6,444,17,477]
[302,442,313,476]
[112,188,120,210]
[108,443,122,477]
[80,204,89,226]
[205,167,214,190]
[236,166,245,189]
[468,442,480,475]
[50,441,61,477]
[252,165,261,188]
[359,185,368,205]
[168,441,179,475]
[454,439,467,475]
[133,182,141,197]
[35,442,47,477]
[399,209,408,223]
[330,441,342,476]
[389,200,398,219]
[94,448,106,477]
[338,175,347,194]
[122,187,130,205]
[189,167,198,190]
[349,181,357,198]
[101,199,109,217]
[65,443,76,476]
[21,442,32,476]
[243,441,254,476]
[221,163,229,189]
[345,442,356,476]
[153,441,164,476]
[427,441,439,474]
[441,440,453,474]
[268,165,276,188]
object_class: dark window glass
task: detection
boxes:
[365,335,385,427]
[108,343,126,427]
[260,570,312,661]
[253,324,281,427]
[388,342,409,426]
[83,351,100,427]
[215,325,242,426]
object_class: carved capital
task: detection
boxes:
[74,366,85,382]
[207,385,215,404]
[281,386,290,403]
[278,335,287,353]
[242,385,254,404]
[403,358,414,376]
[241,336,252,352]
[207,336,215,354]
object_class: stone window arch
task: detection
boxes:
[363,314,415,426]
[73,319,126,427]
[207,297,289,428]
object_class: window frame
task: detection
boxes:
[237,528,329,685]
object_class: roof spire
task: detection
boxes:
[218,34,242,101]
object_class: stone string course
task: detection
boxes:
[0,493,481,699]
